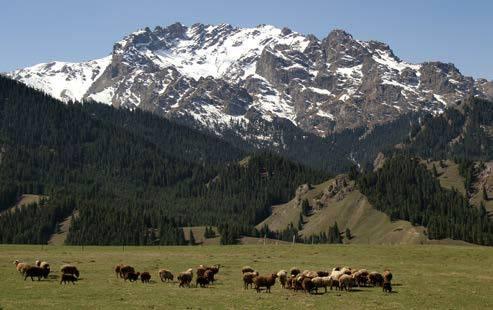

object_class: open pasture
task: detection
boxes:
[0,244,492,309]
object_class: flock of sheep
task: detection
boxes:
[113,264,221,287]
[14,259,79,284]
[13,259,393,294]
[242,266,393,294]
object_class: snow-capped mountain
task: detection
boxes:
[6,22,493,141]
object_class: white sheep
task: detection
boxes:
[276,270,288,288]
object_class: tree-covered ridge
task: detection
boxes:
[355,156,493,245]
[0,76,327,244]
[404,97,493,160]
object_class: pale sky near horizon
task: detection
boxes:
[1,0,492,79]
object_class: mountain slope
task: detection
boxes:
[6,23,493,149]
[257,176,428,245]
[0,76,326,245]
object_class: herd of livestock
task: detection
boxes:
[13,259,394,294]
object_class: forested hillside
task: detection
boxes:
[403,97,493,160]
[354,156,493,245]
[0,77,327,245]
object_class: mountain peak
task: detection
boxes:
[6,22,492,143]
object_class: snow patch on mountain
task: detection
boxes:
[7,56,111,102]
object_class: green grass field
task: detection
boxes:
[1,244,492,309]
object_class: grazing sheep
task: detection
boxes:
[292,275,304,292]
[197,265,208,277]
[328,267,345,290]
[158,269,174,282]
[60,274,78,285]
[290,267,301,276]
[369,272,384,287]
[254,274,277,293]
[114,264,124,278]
[209,265,220,274]
[204,269,215,284]
[61,265,80,278]
[196,276,210,287]
[242,271,258,289]
[329,278,340,291]
[302,270,318,279]
[178,268,193,288]
[277,270,287,288]
[141,272,151,283]
[311,276,331,293]
[14,260,30,274]
[34,261,50,278]
[302,277,316,294]
[353,269,369,287]
[119,265,135,278]
[242,266,255,274]
[124,271,140,282]
[383,270,393,282]
[383,270,393,293]
[329,268,344,280]
[341,267,352,275]
[339,274,355,291]
[24,266,44,281]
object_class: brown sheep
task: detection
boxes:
[242,271,258,289]
[241,266,255,274]
[158,269,174,282]
[35,262,50,279]
[254,274,277,293]
[114,264,124,278]
[141,272,151,283]
[292,275,304,292]
[24,266,44,281]
[383,270,393,282]
[204,269,215,284]
[302,277,315,294]
[119,265,135,278]
[124,271,140,282]
[290,267,301,276]
[178,273,192,287]
[196,276,210,287]
[339,274,355,291]
[317,271,329,277]
[61,265,80,278]
[383,270,393,293]
[353,269,369,287]
[178,268,193,287]
[60,274,78,284]
[369,272,384,287]
[14,260,30,275]
[209,265,220,274]
[197,266,207,277]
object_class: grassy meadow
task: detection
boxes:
[0,244,492,309]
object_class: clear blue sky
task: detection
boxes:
[1,0,492,79]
